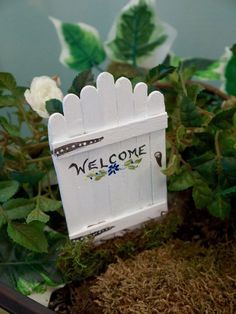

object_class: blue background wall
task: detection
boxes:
[0,0,235,91]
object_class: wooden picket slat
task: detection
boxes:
[48,72,168,240]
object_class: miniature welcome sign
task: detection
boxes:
[48,72,167,240]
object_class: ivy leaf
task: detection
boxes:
[182,58,216,72]
[180,96,203,127]
[50,17,106,72]
[219,131,236,157]
[168,167,194,191]
[2,198,35,220]
[0,230,65,295]
[105,0,176,67]
[0,72,17,91]
[186,84,204,103]
[192,177,213,209]
[0,151,4,170]
[0,95,16,107]
[162,154,179,176]
[9,166,45,186]
[0,180,19,203]
[7,221,48,253]
[209,107,236,129]
[194,159,217,186]
[207,196,231,220]
[45,98,63,115]
[68,70,95,97]
[37,196,62,212]
[0,207,7,229]
[219,186,236,197]
[146,64,175,84]
[224,43,236,96]
[26,208,50,224]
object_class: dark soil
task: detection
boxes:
[48,192,236,313]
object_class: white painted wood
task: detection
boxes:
[50,114,168,159]
[63,93,84,137]
[48,72,168,241]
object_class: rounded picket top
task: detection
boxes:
[115,76,134,124]
[97,72,118,128]
[147,90,165,116]
[80,85,104,132]
[96,71,115,90]
[63,93,84,137]
[48,112,67,144]
[133,82,148,119]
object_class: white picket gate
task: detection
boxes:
[48,72,168,240]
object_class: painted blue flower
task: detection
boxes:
[108,162,120,176]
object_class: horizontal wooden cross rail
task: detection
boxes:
[0,281,54,314]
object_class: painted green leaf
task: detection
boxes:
[207,196,231,220]
[135,158,142,164]
[225,44,236,96]
[3,198,35,220]
[0,180,19,203]
[26,208,50,224]
[7,221,48,253]
[0,72,17,91]
[50,17,106,72]
[105,0,175,67]
[46,98,63,115]
[124,159,133,167]
[180,96,202,127]
[128,165,137,170]
[38,196,62,212]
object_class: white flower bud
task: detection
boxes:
[24,76,63,118]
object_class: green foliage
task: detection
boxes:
[46,98,63,115]
[225,44,236,96]
[67,70,95,96]
[61,22,106,71]
[7,221,48,253]
[106,0,167,67]
[51,0,174,73]
[162,65,236,220]
[0,230,65,295]
[50,17,106,72]
[0,72,65,291]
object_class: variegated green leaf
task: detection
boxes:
[50,17,106,72]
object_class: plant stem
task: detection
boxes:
[26,155,52,163]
